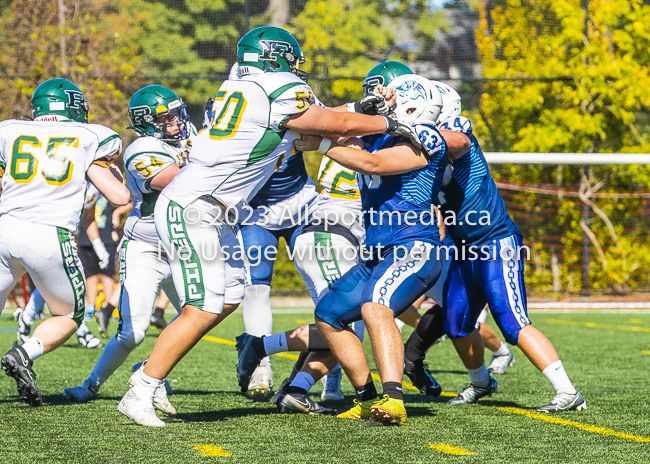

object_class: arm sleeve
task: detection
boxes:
[124,152,176,194]
[437,116,473,135]
[269,82,315,132]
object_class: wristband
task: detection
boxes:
[345,102,357,113]
[317,138,332,155]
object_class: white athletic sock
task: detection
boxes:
[467,364,490,388]
[132,371,162,399]
[22,337,44,361]
[493,342,510,356]
[542,360,577,395]
[76,322,89,337]
[394,318,405,333]
[242,284,273,336]
[477,308,489,324]
[88,336,133,387]
[262,332,288,355]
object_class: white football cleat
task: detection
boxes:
[118,388,165,427]
[488,346,515,375]
[77,332,102,349]
[247,360,273,398]
[14,308,31,344]
[129,363,176,415]
[321,370,344,401]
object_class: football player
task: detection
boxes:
[118,26,416,427]
[298,74,458,425]
[403,85,586,412]
[0,78,129,407]
[63,85,198,408]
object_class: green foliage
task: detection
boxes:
[473,0,650,294]
[0,0,142,134]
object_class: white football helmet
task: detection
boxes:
[388,74,443,127]
[429,80,461,123]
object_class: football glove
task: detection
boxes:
[346,95,389,115]
[92,238,110,270]
[383,112,423,150]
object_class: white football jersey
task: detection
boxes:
[313,156,364,243]
[123,124,196,246]
[0,119,122,231]
[162,72,314,213]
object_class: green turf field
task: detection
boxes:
[0,309,649,463]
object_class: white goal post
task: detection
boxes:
[484,153,650,164]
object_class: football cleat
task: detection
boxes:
[77,332,102,349]
[447,376,498,405]
[337,399,376,420]
[277,391,336,415]
[488,346,515,375]
[118,388,165,427]
[370,395,407,425]
[403,358,442,397]
[537,391,586,413]
[96,309,110,338]
[63,380,99,403]
[321,369,344,401]
[14,308,32,344]
[235,333,264,393]
[150,308,167,330]
[129,364,176,415]
[1,342,42,407]
[247,360,273,398]
[272,377,291,406]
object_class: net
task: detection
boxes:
[488,155,650,297]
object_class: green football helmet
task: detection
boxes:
[363,61,413,96]
[237,26,307,81]
[128,85,190,142]
[31,78,89,123]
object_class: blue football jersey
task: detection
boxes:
[359,124,448,249]
[437,116,520,247]
[250,148,308,207]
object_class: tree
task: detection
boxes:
[0,0,142,134]
[473,0,650,294]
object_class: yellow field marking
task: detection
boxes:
[495,407,650,443]
[203,335,235,346]
[295,319,308,324]
[274,352,299,360]
[192,445,232,457]
[202,336,299,361]
[642,351,650,355]
[542,318,650,333]
[629,318,642,324]
[426,444,475,456]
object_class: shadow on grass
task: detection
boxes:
[429,369,468,375]
[173,407,277,422]
[480,399,533,410]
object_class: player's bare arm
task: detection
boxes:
[86,163,130,206]
[440,129,471,160]
[295,136,427,175]
[149,164,181,191]
[284,105,388,138]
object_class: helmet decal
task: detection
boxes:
[395,80,427,102]
[130,105,154,125]
[65,90,86,109]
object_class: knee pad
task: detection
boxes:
[116,330,145,350]
[241,225,279,286]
